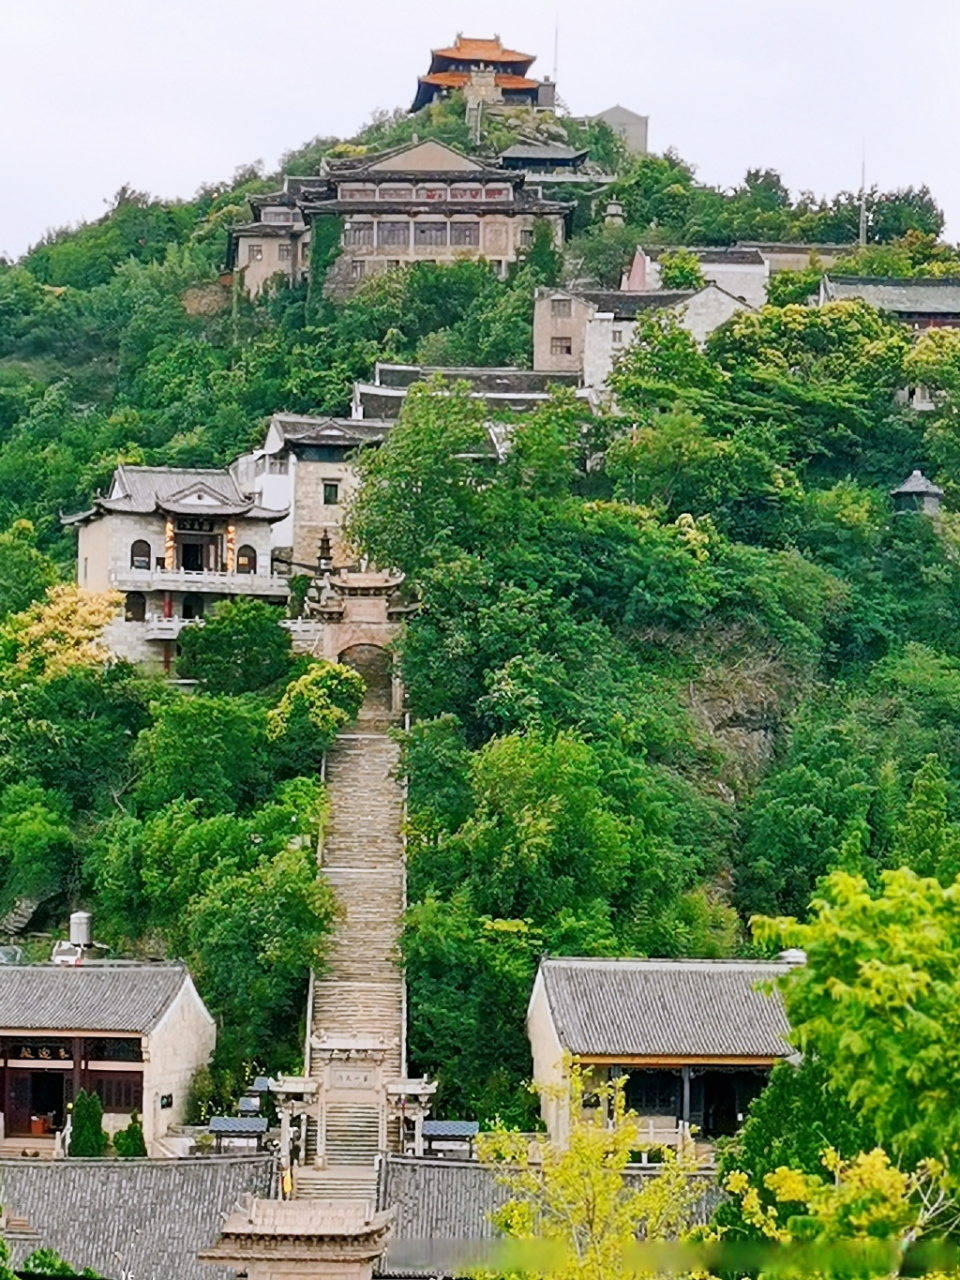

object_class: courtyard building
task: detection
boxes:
[231,139,573,300]
[527,956,795,1153]
[0,962,215,1156]
[534,285,752,388]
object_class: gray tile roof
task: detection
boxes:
[892,469,943,496]
[577,288,699,318]
[270,414,393,448]
[422,1120,479,1138]
[374,364,582,392]
[376,1155,721,1274]
[823,275,960,313]
[646,246,767,266]
[538,958,792,1059]
[0,964,191,1034]
[93,466,285,522]
[0,1154,275,1279]
[499,142,587,163]
[209,1116,268,1134]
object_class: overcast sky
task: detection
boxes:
[3,0,958,259]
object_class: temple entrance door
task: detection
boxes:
[5,1069,65,1135]
[702,1071,738,1137]
[338,645,393,714]
[6,1070,31,1135]
[30,1071,65,1128]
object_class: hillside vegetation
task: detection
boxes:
[3,94,960,1116]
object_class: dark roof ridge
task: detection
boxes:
[540,955,791,966]
[826,273,960,286]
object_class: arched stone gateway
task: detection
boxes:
[338,643,393,713]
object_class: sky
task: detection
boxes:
[2,0,959,259]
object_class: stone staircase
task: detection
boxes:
[297,720,406,1198]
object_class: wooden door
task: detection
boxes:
[6,1069,32,1135]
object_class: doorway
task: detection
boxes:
[6,1069,66,1135]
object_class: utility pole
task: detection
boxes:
[553,19,559,85]
[858,145,868,248]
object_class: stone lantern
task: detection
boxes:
[891,470,944,515]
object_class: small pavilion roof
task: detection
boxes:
[891,469,944,497]
[430,35,535,70]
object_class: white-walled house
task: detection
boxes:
[527,957,794,1150]
[533,285,752,390]
[623,246,770,310]
[0,963,215,1155]
[62,465,289,669]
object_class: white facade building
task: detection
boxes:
[0,963,215,1155]
[534,284,753,390]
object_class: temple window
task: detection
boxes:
[124,592,146,623]
[450,222,480,247]
[345,222,374,246]
[130,539,151,570]
[236,545,257,575]
[414,222,447,247]
[378,222,410,248]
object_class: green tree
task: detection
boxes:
[68,1089,108,1157]
[477,1070,706,1280]
[133,694,272,815]
[0,521,58,621]
[21,1249,99,1278]
[176,597,292,695]
[714,1057,874,1240]
[0,781,73,908]
[113,1111,147,1158]
[656,249,706,291]
[754,868,960,1177]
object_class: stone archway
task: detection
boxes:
[338,644,393,713]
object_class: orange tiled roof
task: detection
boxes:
[420,71,540,92]
[432,36,534,65]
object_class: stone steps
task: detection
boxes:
[298,723,407,1199]
[294,1165,378,1202]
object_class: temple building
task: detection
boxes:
[527,956,795,1152]
[411,34,555,113]
[230,139,573,299]
[62,465,289,669]
[0,962,214,1156]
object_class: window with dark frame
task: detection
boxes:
[247,244,263,262]
[550,336,573,355]
[277,243,293,261]
[130,540,151,570]
[323,482,340,506]
[414,222,447,247]
[450,222,480,247]
[345,222,374,247]
[378,221,410,248]
[551,298,572,318]
[236,545,257,574]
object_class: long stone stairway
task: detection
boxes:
[295,719,406,1201]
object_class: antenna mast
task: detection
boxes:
[858,145,867,248]
[553,19,559,84]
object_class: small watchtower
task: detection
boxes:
[891,470,944,515]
